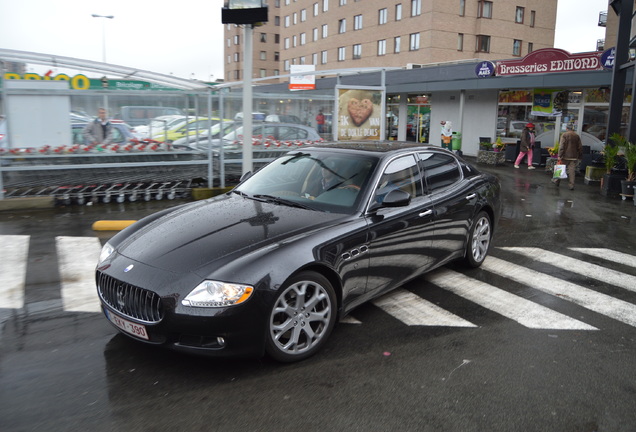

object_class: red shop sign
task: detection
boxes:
[496,48,603,76]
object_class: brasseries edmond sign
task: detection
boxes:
[495,48,605,76]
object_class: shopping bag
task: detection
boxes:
[553,164,568,179]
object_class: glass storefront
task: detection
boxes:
[386,94,431,142]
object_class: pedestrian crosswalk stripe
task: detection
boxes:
[500,247,636,294]
[569,247,636,269]
[372,288,477,327]
[483,256,636,328]
[0,235,29,309]
[425,268,597,330]
[56,236,102,313]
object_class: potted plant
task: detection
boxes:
[601,133,624,197]
[621,139,636,199]
[479,141,492,151]
[492,137,505,152]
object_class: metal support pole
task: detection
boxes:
[242,24,254,175]
[606,0,634,140]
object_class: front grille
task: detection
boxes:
[97,271,164,323]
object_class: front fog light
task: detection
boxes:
[182,281,254,307]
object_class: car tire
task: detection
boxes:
[265,271,337,362]
[464,211,492,268]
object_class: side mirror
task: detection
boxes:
[382,188,411,207]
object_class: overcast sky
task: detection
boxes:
[0,0,609,81]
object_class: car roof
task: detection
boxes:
[305,141,440,154]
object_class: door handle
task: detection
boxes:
[465,193,477,200]
[419,210,433,217]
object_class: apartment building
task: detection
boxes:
[224,0,557,83]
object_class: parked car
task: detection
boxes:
[114,106,184,127]
[171,121,237,147]
[0,116,8,150]
[234,112,266,122]
[134,115,187,139]
[96,143,501,362]
[265,114,303,124]
[150,117,231,143]
[190,123,322,151]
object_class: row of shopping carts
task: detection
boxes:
[3,180,199,206]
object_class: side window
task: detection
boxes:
[111,128,124,143]
[418,152,461,193]
[374,155,422,202]
[279,126,309,140]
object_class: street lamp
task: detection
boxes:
[91,14,114,63]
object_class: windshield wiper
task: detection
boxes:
[252,194,315,210]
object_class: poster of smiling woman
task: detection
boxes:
[336,87,384,141]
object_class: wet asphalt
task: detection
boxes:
[0,157,635,432]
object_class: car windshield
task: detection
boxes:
[235,150,378,214]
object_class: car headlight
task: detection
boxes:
[182,281,254,307]
[98,242,115,265]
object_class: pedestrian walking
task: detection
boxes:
[316,110,325,134]
[514,122,536,169]
[552,124,583,190]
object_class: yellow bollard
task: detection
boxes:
[91,220,137,231]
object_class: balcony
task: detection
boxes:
[599,11,607,27]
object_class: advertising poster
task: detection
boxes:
[531,89,566,117]
[336,87,384,141]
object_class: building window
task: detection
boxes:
[284,60,290,71]
[274,51,280,61]
[339,0,346,5]
[301,9,306,21]
[275,34,280,43]
[516,7,524,23]
[459,0,465,16]
[339,18,346,33]
[411,0,421,16]
[476,35,491,52]
[313,28,319,41]
[234,70,240,80]
[260,33,267,42]
[293,35,297,47]
[353,44,362,59]
[284,37,290,49]
[530,10,535,27]
[274,69,280,76]
[478,1,492,18]
[260,51,267,60]
[293,12,298,25]
[313,53,318,64]
[227,38,231,48]
[300,56,306,64]
[260,69,267,78]
[528,42,533,53]
[338,47,346,61]
[234,52,240,62]
[275,16,280,26]
[322,0,328,12]
[234,35,240,44]
[513,39,521,56]
[394,36,401,53]
[409,33,420,51]
[284,15,290,27]
[300,32,306,45]
[378,39,386,56]
[314,2,319,16]
[322,24,328,38]
[379,8,388,24]
[321,50,328,64]
[354,14,363,30]
[396,4,402,20]
[457,33,464,51]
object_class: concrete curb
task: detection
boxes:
[91,220,138,231]
[0,196,55,212]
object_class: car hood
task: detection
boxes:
[115,193,348,275]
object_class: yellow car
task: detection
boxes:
[151,118,231,143]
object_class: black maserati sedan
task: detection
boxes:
[96,142,501,362]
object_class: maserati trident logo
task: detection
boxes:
[116,285,127,309]
[124,264,134,272]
